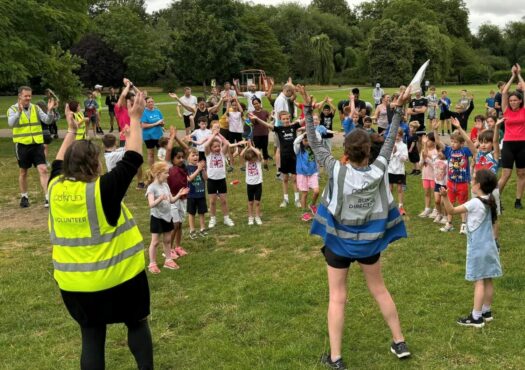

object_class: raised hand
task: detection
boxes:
[170,126,176,138]
[168,93,179,100]
[432,120,440,131]
[512,65,518,75]
[123,125,131,138]
[495,118,505,126]
[517,63,522,74]
[395,86,411,107]
[128,91,146,122]
[451,117,461,128]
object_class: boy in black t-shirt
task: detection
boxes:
[408,91,428,135]
[253,110,303,207]
[319,98,336,151]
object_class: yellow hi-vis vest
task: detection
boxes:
[9,104,44,144]
[48,177,145,292]
[74,112,86,140]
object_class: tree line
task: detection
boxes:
[2,0,524,102]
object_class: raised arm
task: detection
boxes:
[451,117,477,156]
[502,66,516,113]
[117,78,132,107]
[55,104,78,161]
[440,187,467,215]
[293,132,306,154]
[248,112,274,129]
[493,118,503,160]
[379,87,412,160]
[296,85,336,171]
[169,93,196,114]
[125,91,146,154]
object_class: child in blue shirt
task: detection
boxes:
[294,132,319,222]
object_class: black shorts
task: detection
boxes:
[207,178,227,194]
[187,197,208,215]
[501,140,525,169]
[61,271,150,327]
[388,173,406,185]
[144,139,160,149]
[220,128,230,141]
[183,115,192,128]
[408,150,420,164]
[15,143,46,169]
[247,183,262,201]
[150,215,174,234]
[280,154,296,175]
[439,111,450,121]
[228,132,243,144]
[322,246,380,269]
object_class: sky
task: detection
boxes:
[145,0,525,33]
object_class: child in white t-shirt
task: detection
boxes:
[188,117,213,161]
[387,128,409,215]
[157,137,169,163]
[102,133,126,172]
[240,142,263,225]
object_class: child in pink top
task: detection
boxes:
[419,133,438,218]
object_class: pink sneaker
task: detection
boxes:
[301,212,313,222]
[309,204,318,214]
[148,263,161,274]
[174,246,188,257]
[163,259,180,270]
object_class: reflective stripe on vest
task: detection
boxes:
[48,177,145,292]
[74,112,86,140]
[11,105,44,144]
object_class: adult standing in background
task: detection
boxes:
[373,94,391,134]
[175,87,197,135]
[44,89,59,139]
[106,87,118,133]
[273,82,295,178]
[234,82,267,112]
[498,64,525,209]
[408,90,428,135]
[141,96,165,167]
[494,81,505,118]
[220,82,237,114]
[372,83,384,107]
[93,85,104,134]
[7,86,56,208]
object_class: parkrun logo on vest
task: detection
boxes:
[53,192,84,202]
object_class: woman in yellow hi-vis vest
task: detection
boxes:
[48,87,153,370]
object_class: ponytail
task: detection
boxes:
[477,195,497,224]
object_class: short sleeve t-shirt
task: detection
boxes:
[475,150,499,174]
[444,146,472,183]
[274,123,301,156]
[502,107,525,141]
[433,159,448,185]
[167,165,188,196]
[113,104,129,141]
[409,97,428,124]
[243,91,265,112]
[178,95,197,116]
[191,128,212,152]
[246,161,263,185]
[485,97,495,108]
[141,108,164,141]
[206,152,227,180]
[319,111,334,138]
[464,196,490,231]
[104,148,126,172]
[252,110,270,136]
[194,108,210,129]
[186,164,206,198]
[228,111,243,133]
[439,97,451,113]
[146,182,172,222]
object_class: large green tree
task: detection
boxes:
[311,34,335,84]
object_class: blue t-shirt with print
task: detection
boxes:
[296,147,318,176]
[444,146,472,183]
[485,97,495,109]
[141,108,164,141]
[187,164,206,198]
[439,97,451,113]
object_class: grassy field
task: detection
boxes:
[0,86,524,369]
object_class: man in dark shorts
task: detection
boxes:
[408,91,428,136]
[7,86,57,208]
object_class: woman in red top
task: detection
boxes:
[499,64,525,209]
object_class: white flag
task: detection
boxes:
[408,60,430,94]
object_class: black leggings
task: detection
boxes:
[253,135,269,160]
[80,319,153,370]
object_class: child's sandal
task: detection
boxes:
[148,263,161,274]
[163,259,180,270]
[174,246,188,257]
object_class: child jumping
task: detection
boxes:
[294,132,320,221]
[146,162,189,274]
[441,169,502,327]
[296,84,412,368]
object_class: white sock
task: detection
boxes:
[284,194,289,202]
[294,192,300,201]
[45,194,49,201]
[223,215,230,221]
[425,207,431,212]
[21,193,28,198]
[472,309,482,320]
[482,304,491,313]
[331,355,341,362]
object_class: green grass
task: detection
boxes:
[0,84,500,131]
[0,84,524,369]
